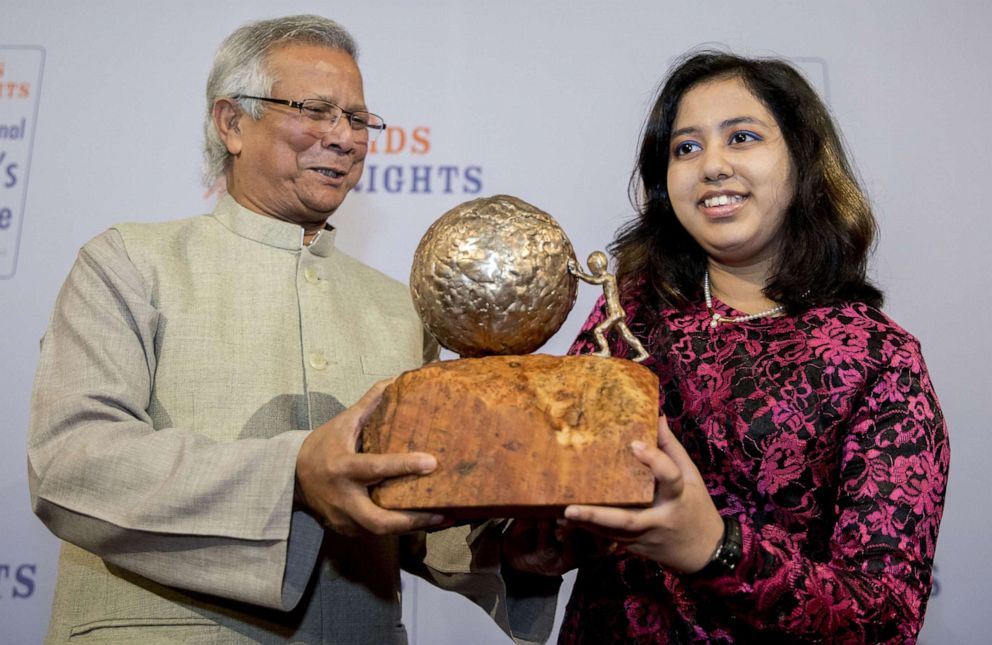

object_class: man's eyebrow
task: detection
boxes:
[309,94,368,111]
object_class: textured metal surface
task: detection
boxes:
[410,195,578,356]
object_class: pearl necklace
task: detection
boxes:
[704,270,784,328]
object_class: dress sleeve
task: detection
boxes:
[687,336,949,643]
[27,230,322,611]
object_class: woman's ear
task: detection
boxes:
[212,98,243,155]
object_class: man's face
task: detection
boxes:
[224,43,368,228]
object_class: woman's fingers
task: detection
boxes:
[562,505,651,540]
[655,416,705,485]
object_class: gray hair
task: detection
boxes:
[203,15,358,186]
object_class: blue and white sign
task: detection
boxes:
[0,45,44,279]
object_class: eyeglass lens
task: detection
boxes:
[299,99,383,141]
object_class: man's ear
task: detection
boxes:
[213,98,244,155]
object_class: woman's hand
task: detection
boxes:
[561,416,725,573]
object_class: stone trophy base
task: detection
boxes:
[361,354,658,517]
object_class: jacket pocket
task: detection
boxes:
[68,617,221,643]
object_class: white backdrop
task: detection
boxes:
[2,1,988,643]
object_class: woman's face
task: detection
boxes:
[666,76,795,271]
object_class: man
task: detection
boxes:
[28,15,555,643]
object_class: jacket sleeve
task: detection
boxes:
[27,230,322,611]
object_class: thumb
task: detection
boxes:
[655,416,704,484]
[345,378,395,443]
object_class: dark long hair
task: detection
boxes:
[612,50,883,312]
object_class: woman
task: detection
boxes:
[551,51,948,643]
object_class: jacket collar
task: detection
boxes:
[211,194,337,257]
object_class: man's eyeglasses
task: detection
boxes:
[235,96,386,142]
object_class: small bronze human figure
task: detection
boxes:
[568,251,649,362]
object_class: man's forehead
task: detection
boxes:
[265,42,357,68]
[266,44,364,99]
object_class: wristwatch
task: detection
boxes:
[701,515,742,574]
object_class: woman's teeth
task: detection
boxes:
[703,194,744,208]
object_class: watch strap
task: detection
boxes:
[700,515,742,575]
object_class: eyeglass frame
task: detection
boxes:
[233,95,387,140]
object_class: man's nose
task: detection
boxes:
[320,117,356,151]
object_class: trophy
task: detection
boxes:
[362,195,657,517]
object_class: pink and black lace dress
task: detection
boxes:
[559,292,949,644]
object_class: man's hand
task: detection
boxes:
[502,519,574,577]
[502,519,616,577]
[295,380,447,537]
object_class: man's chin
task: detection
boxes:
[300,194,348,220]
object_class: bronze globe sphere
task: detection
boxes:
[410,195,578,357]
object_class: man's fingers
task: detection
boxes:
[342,452,437,485]
[344,496,445,535]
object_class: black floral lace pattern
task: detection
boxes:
[559,292,949,644]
